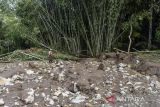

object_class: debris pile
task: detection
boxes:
[0,58,160,107]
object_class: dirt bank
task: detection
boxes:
[0,58,160,107]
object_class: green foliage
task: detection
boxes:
[16,0,125,56]
[1,0,160,58]
[1,48,78,61]
[0,0,41,54]
[0,13,28,53]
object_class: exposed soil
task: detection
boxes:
[0,56,160,107]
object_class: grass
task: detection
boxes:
[0,48,78,61]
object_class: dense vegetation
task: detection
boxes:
[1,0,160,57]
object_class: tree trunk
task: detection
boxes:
[128,23,133,54]
[148,5,153,50]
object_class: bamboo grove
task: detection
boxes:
[35,0,125,56]
[1,0,160,56]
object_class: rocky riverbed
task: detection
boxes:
[0,58,160,107]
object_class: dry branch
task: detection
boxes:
[128,24,133,54]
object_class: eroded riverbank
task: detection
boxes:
[0,58,160,107]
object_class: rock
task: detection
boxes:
[54,91,61,97]
[73,82,78,92]
[52,96,58,100]
[0,98,4,105]
[14,102,20,106]
[105,67,111,72]
[49,99,54,105]
[25,69,34,75]
[12,75,23,81]
[34,102,38,106]
[68,82,78,93]
[28,62,37,69]
[136,60,140,64]
[22,88,35,104]
[127,81,133,85]
[58,70,65,81]
[94,94,101,100]
[94,87,99,91]
[0,76,13,86]
[62,91,70,97]
[156,81,160,89]
[97,63,105,71]
[71,94,87,104]
[76,82,96,95]
[119,63,127,67]
[85,103,93,107]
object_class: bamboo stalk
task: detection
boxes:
[0,52,13,58]
[128,24,133,54]
[20,52,44,61]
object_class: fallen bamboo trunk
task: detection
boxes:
[19,52,44,61]
[114,48,159,54]
[0,61,13,63]
[0,52,13,58]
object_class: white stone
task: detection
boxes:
[49,99,54,105]
[48,70,51,73]
[119,83,123,86]
[52,96,58,100]
[18,63,23,66]
[150,80,156,87]
[25,69,34,75]
[50,73,54,77]
[15,102,20,106]
[146,76,150,80]
[34,102,38,106]
[136,60,140,64]
[94,94,101,100]
[38,76,43,80]
[134,82,142,85]
[62,91,70,97]
[0,77,13,86]
[156,81,160,89]
[74,82,78,92]
[148,87,152,91]
[41,93,46,97]
[119,63,127,67]
[134,85,141,90]
[105,67,111,72]
[71,94,87,103]
[58,71,65,81]
[121,90,126,95]
[35,93,39,97]
[127,81,133,85]
[127,64,131,68]
[119,67,124,71]
[24,88,35,104]
[90,84,94,87]
[6,88,9,93]
[0,98,4,105]
[54,88,62,96]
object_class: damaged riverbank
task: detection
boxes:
[0,57,160,107]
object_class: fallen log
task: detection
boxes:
[114,48,159,54]
[19,52,44,61]
[0,61,13,63]
[0,52,13,58]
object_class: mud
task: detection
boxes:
[0,58,160,107]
